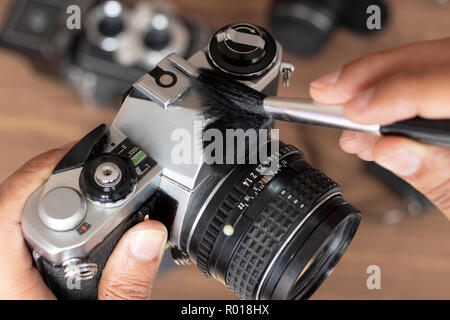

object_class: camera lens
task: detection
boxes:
[185,143,360,299]
[98,17,124,38]
[86,1,128,52]
[270,0,345,55]
[340,0,389,34]
[143,29,171,51]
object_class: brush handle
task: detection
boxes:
[380,118,450,147]
[263,97,450,147]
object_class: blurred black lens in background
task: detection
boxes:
[270,0,389,55]
[270,0,344,55]
[98,17,125,37]
[341,0,389,34]
[144,28,171,50]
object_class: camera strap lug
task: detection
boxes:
[62,258,98,282]
[280,61,295,87]
[170,247,191,266]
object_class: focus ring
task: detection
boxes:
[196,184,246,276]
[194,144,299,277]
[224,168,339,299]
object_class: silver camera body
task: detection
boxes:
[22,23,287,299]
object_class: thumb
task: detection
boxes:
[372,136,450,220]
[98,219,167,300]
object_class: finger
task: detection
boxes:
[343,65,450,125]
[0,143,74,225]
[372,136,450,220]
[339,131,380,161]
[0,143,74,299]
[98,220,167,300]
[310,37,450,104]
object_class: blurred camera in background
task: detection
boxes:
[0,0,211,106]
[270,0,389,55]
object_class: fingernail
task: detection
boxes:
[129,230,167,261]
[350,88,375,110]
[358,148,374,161]
[59,141,76,149]
[376,149,421,177]
[339,132,358,143]
[310,69,341,89]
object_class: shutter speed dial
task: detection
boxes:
[208,23,277,78]
[216,25,266,65]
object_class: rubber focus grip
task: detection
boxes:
[380,117,450,147]
[225,168,339,300]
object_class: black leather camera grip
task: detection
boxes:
[34,210,146,300]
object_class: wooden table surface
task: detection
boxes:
[0,0,449,299]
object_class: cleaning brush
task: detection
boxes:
[195,69,450,147]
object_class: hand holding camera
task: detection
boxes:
[0,145,168,300]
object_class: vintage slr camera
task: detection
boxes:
[0,0,94,72]
[270,0,389,55]
[64,0,210,105]
[0,0,210,106]
[23,23,361,300]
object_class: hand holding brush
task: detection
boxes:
[195,38,450,220]
[196,68,450,147]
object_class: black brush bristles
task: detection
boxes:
[195,68,271,135]
[193,68,274,168]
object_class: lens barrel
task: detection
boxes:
[187,143,360,299]
[270,0,344,55]
[85,1,128,52]
[98,17,124,38]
